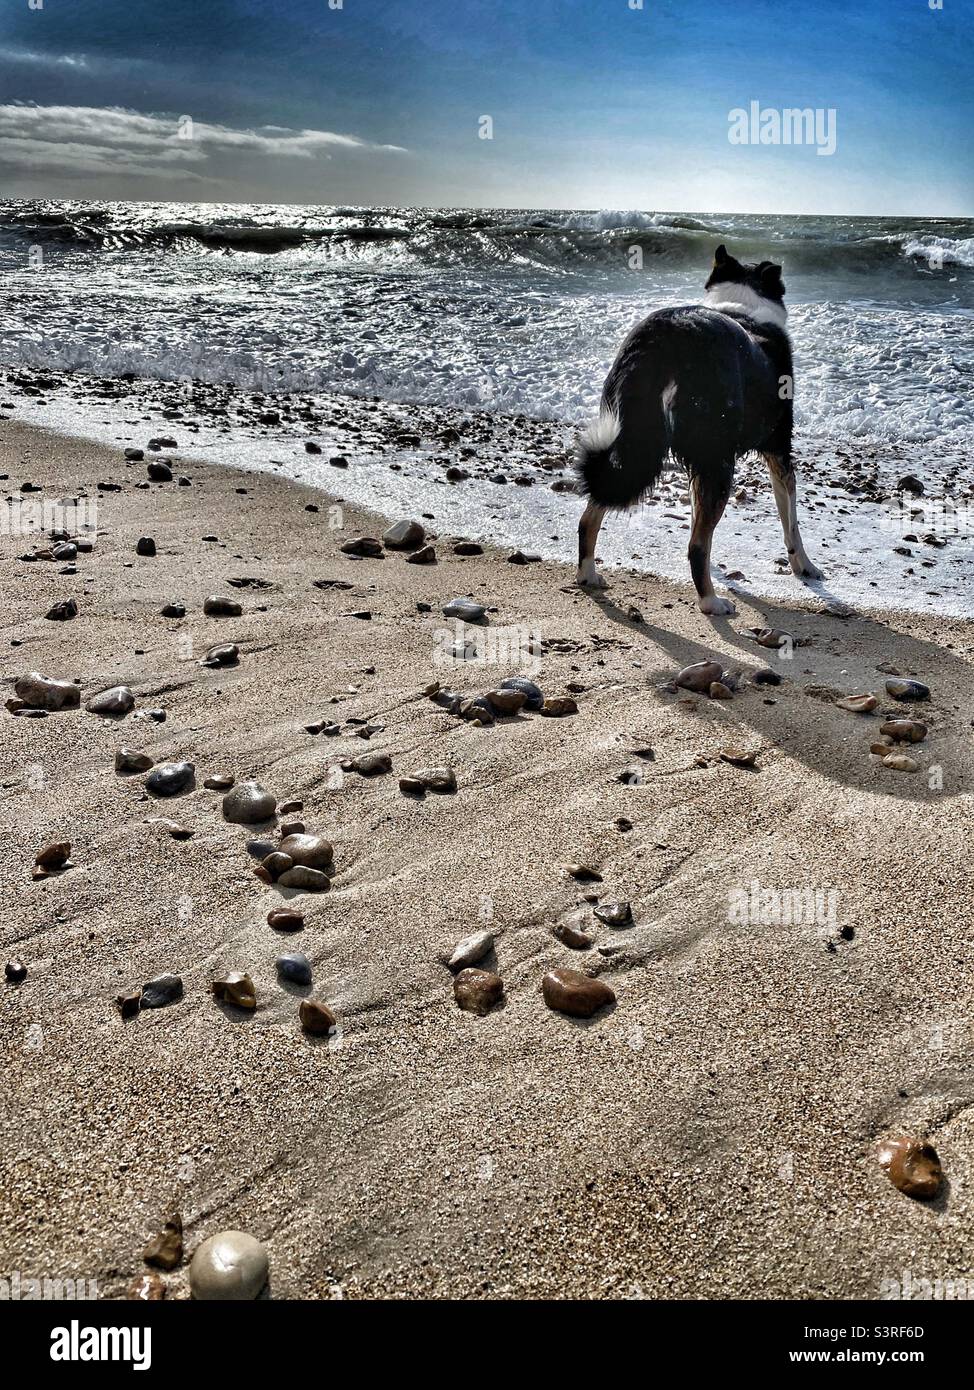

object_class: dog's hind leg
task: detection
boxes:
[576,499,608,589]
[688,463,736,616]
[763,452,824,580]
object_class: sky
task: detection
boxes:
[0,0,970,215]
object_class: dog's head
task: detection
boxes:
[705,244,786,304]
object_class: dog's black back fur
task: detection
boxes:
[578,257,793,510]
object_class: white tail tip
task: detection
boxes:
[580,410,620,454]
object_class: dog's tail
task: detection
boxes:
[576,391,670,508]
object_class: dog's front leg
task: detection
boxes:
[576,500,608,589]
[763,452,824,580]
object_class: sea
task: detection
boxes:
[2,201,973,614]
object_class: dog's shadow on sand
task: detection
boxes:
[584,581,972,803]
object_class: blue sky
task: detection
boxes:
[0,0,970,213]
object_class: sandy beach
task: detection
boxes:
[2,410,974,1302]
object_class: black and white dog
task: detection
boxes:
[576,244,822,614]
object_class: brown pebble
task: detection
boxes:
[552,923,593,950]
[836,693,878,713]
[128,1272,166,1301]
[883,753,919,772]
[708,681,733,700]
[211,971,257,1010]
[542,967,615,1018]
[565,863,602,882]
[878,1135,943,1200]
[880,719,927,743]
[453,968,504,1015]
[540,696,578,717]
[300,999,338,1034]
[719,747,758,768]
[267,907,304,931]
[34,840,72,871]
[143,1215,183,1271]
[115,990,142,1019]
[676,661,722,692]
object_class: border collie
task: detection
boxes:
[575,244,822,614]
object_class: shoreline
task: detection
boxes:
[3,362,974,620]
[2,414,974,1301]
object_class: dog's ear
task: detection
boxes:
[759,261,785,299]
[714,244,728,266]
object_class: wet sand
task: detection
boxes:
[2,414,974,1300]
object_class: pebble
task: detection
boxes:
[719,747,758,768]
[565,863,602,882]
[277,865,331,892]
[486,688,526,716]
[211,971,257,1010]
[594,900,633,928]
[136,537,157,557]
[115,747,154,774]
[540,696,578,717]
[507,550,541,564]
[453,968,504,1015]
[880,719,927,743]
[277,833,333,871]
[14,672,81,710]
[203,595,243,617]
[750,627,792,649]
[267,907,304,931]
[5,959,27,984]
[883,753,919,772]
[140,973,183,1009]
[145,761,195,797]
[443,597,487,623]
[552,923,593,950]
[836,693,878,713]
[348,751,392,776]
[147,460,172,482]
[499,675,544,710]
[886,678,930,702]
[383,518,426,549]
[223,781,277,823]
[190,1231,269,1300]
[753,668,781,686]
[115,990,142,1019]
[147,817,194,840]
[453,541,484,556]
[406,544,437,564]
[200,643,239,667]
[878,1134,943,1199]
[280,820,305,837]
[709,681,733,700]
[128,1273,166,1301]
[261,851,294,880]
[430,687,463,712]
[45,598,78,621]
[161,602,186,618]
[676,661,723,692]
[143,1215,183,1271]
[340,536,383,558]
[300,999,338,1034]
[34,841,72,873]
[541,967,615,1018]
[448,930,495,971]
[86,685,136,717]
[276,953,312,986]
[203,773,235,790]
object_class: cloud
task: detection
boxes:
[0,103,407,182]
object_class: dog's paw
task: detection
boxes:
[793,559,825,581]
[699,594,736,617]
[576,567,608,591]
